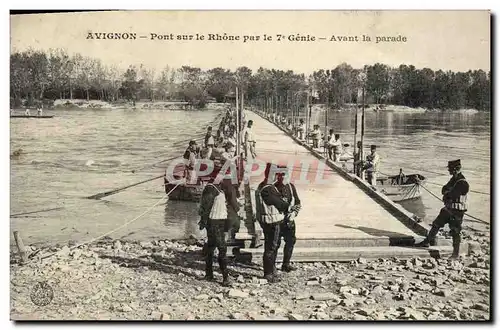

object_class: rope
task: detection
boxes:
[11,207,64,218]
[425,181,489,196]
[378,170,489,225]
[464,213,489,224]
[417,181,489,225]
[37,181,181,261]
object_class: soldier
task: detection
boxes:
[183,140,198,184]
[415,159,469,259]
[198,180,231,286]
[329,134,343,162]
[353,141,363,177]
[297,119,306,140]
[204,126,215,160]
[364,145,380,186]
[255,163,300,282]
[241,120,257,161]
[274,166,301,272]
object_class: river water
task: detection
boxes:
[316,108,491,232]
[10,107,490,248]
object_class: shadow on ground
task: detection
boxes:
[99,247,264,282]
[335,224,416,246]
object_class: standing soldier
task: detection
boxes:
[241,120,257,161]
[364,145,381,186]
[353,141,363,177]
[183,140,198,184]
[415,159,469,259]
[274,166,301,272]
[222,176,241,245]
[204,126,215,160]
[255,163,299,282]
[297,119,306,141]
[329,134,343,162]
[198,180,231,286]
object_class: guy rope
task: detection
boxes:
[377,170,489,225]
[35,181,182,262]
[86,174,166,200]
[415,179,489,225]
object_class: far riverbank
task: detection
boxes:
[12,99,230,112]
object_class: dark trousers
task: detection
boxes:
[227,213,240,239]
[261,222,281,276]
[427,207,464,245]
[205,220,228,278]
[278,220,296,266]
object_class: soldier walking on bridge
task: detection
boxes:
[415,159,469,259]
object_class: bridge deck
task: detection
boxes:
[241,110,420,241]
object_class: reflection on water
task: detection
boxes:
[163,201,203,240]
[398,198,427,221]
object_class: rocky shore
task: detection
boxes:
[10,230,490,321]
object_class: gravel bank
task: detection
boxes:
[10,232,490,321]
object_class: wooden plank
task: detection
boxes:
[13,231,28,264]
[240,243,469,262]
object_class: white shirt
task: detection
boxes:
[241,126,255,143]
[366,152,381,172]
[206,135,215,146]
[329,138,341,147]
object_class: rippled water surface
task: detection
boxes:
[10,107,490,247]
[11,108,222,247]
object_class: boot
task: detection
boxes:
[262,252,274,278]
[281,249,297,272]
[281,239,296,272]
[204,247,215,281]
[449,235,461,260]
[221,273,232,287]
[219,256,231,287]
[204,262,215,281]
[415,226,439,247]
[264,273,281,283]
[281,264,297,272]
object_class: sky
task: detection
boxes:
[10,10,491,74]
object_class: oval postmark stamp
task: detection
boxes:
[30,281,54,306]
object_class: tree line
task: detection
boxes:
[10,48,490,111]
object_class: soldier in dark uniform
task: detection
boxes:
[415,159,469,259]
[353,141,363,177]
[198,179,234,287]
[274,166,301,272]
[255,163,299,282]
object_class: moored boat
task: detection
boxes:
[165,97,244,202]
[10,115,54,118]
[164,151,244,202]
[376,172,426,203]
